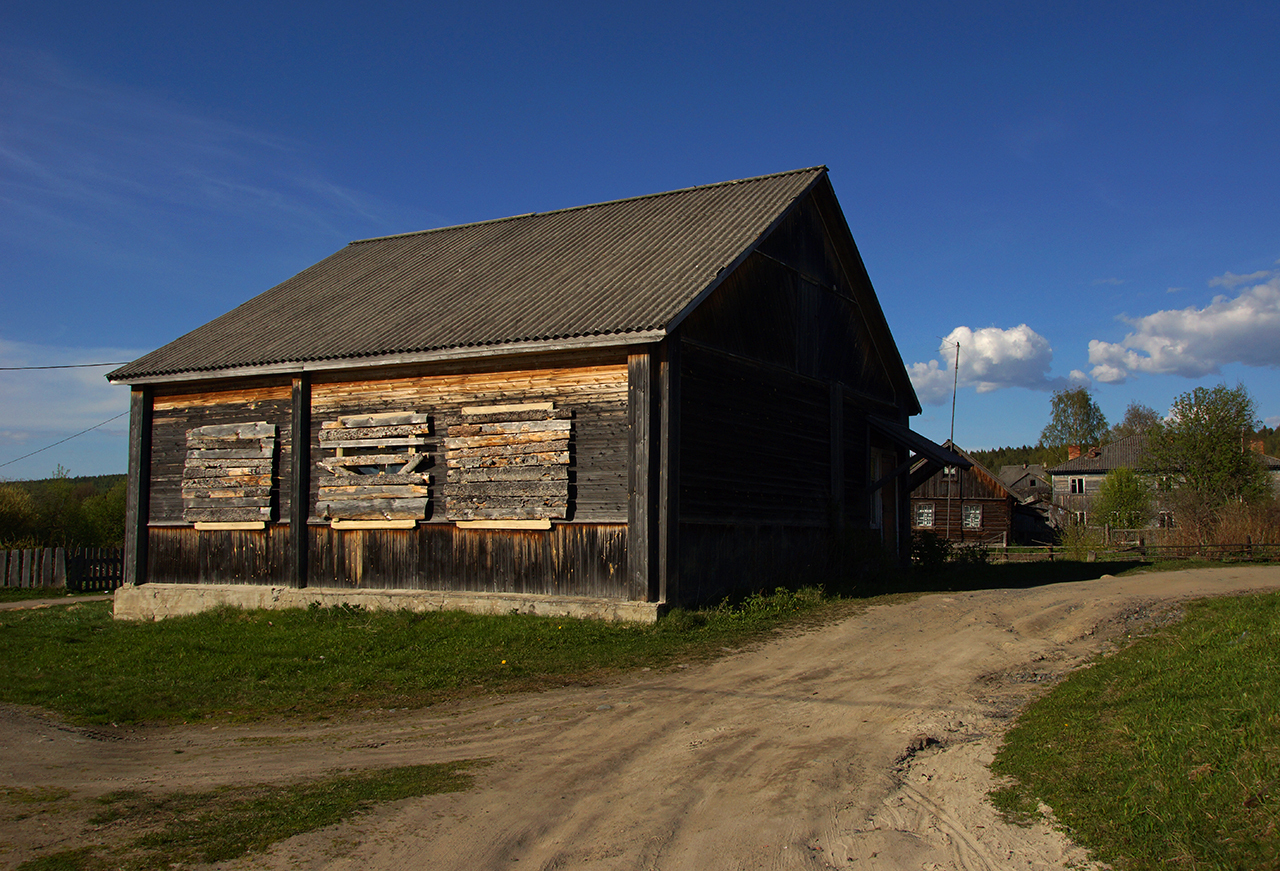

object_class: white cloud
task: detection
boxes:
[908,359,954,405]
[1267,415,1280,429]
[909,324,1062,406]
[1088,276,1280,383]
[1092,278,1124,286]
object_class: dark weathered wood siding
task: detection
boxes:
[307,523,625,594]
[148,526,290,585]
[668,193,913,602]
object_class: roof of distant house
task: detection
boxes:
[1047,434,1280,475]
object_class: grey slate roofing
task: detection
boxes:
[1047,434,1152,474]
[1047,434,1280,474]
[110,167,829,382]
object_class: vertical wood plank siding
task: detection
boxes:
[148,526,290,584]
[151,384,293,523]
[306,523,625,595]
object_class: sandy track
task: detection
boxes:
[4,565,1279,870]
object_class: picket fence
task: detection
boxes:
[0,547,123,592]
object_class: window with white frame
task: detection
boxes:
[1070,477,1085,494]
[962,504,982,529]
[914,502,935,528]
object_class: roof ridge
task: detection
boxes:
[348,166,828,246]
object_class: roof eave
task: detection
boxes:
[107,330,667,386]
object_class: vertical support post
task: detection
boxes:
[290,375,311,589]
[124,386,153,586]
[658,336,681,606]
[627,351,652,601]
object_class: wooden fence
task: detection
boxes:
[0,547,124,592]
[980,542,1280,565]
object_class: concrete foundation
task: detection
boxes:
[113,583,663,623]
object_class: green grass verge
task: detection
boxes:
[990,589,1280,869]
[0,588,104,603]
[16,761,480,871]
[0,587,834,725]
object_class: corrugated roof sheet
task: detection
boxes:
[110,167,826,382]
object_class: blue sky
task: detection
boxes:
[2,1,1278,479]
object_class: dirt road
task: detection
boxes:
[5,565,1279,870]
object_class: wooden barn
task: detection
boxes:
[910,442,1013,546]
[109,166,960,620]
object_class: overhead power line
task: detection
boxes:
[0,411,129,471]
[0,362,130,371]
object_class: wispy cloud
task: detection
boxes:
[909,324,1066,405]
[0,47,419,264]
[1208,270,1273,289]
[1088,273,1280,383]
[1092,277,1124,286]
[0,340,142,444]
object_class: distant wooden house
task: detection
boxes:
[109,167,961,620]
[998,463,1056,543]
[910,442,1013,545]
[1047,435,1280,527]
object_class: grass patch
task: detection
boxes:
[18,761,479,871]
[990,589,1280,869]
[0,588,101,603]
[0,587,834,725]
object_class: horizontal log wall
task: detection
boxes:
[310,363,629,523]
[910,496,1012,544]
[151,384,292,523]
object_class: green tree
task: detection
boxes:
[1146,384,1270,542]
[81,478,127,546]
[1039,387,1109,463]
[0,483,38,546]
[1109,401,1161,442]
[1092,467,1153,529]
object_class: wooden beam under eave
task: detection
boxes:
[124,386,153,586]
[290,375,311,588]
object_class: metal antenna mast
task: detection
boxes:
[949,341,960,446]
[946,341,959,539]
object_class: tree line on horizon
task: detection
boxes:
[0,468,126,550]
